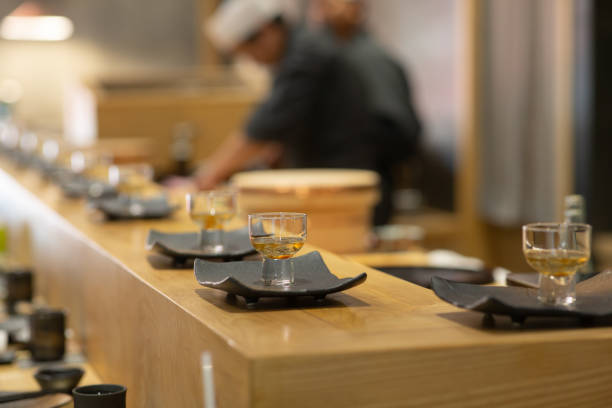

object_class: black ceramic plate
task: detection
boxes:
[378,266,492,289]
[507,272,600,289]
[432,271,612,322]
[146,226,256,261]
[56,174,115,199]
[506,272,539,288]
[92,195,176,220]
[194,251,367,306]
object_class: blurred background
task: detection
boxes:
[0,0,610,273]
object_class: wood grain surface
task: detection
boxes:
[2,159,612,407]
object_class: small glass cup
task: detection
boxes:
[70,149,113,179]
[108,163,154,198]
[19,131,38,156]
[41,139,60,164]
[186,190,237,253]
[0,122,19,151]
[522,223,591,306]
[248,212,307,286]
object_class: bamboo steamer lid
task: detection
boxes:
[231,169,380,210]
[231,169,380,253]
[232,168,379,190]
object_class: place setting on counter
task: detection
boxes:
[88,163,177,220]
[195,212,367,308]
[146,190,255,265]
[430,222,612,328]
[0,129,178,221]
[143,188,368,308]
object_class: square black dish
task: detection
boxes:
[56,173,116,199]
[146,226,257,261]
[194,251,367,307]
[378,266,492,289]
[92,195,176,220]
[432,271,612,325]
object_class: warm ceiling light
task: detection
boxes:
[0,1,73,41]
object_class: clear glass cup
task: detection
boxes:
[108,163,154,198]
[19,131,38,156]
[522,223,591,306]
[70,149,113,184]
[0,122,19,151]
[186,190,237,253]
[248,212,307,287]
[41,139,60,164]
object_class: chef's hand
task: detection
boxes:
[194,164,223,190]
[163,176,193,188]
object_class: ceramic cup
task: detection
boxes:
[73,384,127,408]
[3,268,33,314]
[29,308,65,362]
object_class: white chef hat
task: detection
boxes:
[205,0,285,53]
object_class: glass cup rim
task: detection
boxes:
[522,222,591,232]
[248,212,307,220]
[186,189,236,198]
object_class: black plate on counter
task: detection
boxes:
[378,266,493,289]
[92,195,176,220]
[507,272,599,289]
[506,272,539,288]
[432,271,612,325]
[56,174,115,199]
[194,251,367,307]
[146,226,256,262]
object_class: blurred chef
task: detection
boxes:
[312,0,422,223]
[309,0,363,40]
[196,0,420,224]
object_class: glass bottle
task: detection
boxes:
[564,195,595,281]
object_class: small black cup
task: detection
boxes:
[73,384,127,408]
[34,366,84,393]
[3,268,33,314]
[29,308,65,361]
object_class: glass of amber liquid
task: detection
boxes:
[186,190,236,253]
[108,163,154,197]
[522,223,591,306]
[248,212,307,286]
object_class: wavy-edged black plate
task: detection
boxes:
[91,195,177,220]
[378,266,493,288]
[194,251,367,307]
[432,271,612,324]
[56,174,115,199]
[146,226,256,262]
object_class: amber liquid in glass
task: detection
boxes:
[118,175,153,197]
[250,236,304,259]
[524,249,588,277]
[190,212,234,230]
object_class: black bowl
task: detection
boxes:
[73,384,127,408]
[34,367,85,393]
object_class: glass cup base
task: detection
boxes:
[201,244,224,254]
[271,277,293,287]
[261,258,295,287]
[537,272,576,306]
[198,228,224,254]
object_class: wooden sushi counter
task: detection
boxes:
[2,159,612,407]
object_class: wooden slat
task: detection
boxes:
[455,0,489,262]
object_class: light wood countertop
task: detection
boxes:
[0,360,101,391]
[2,158,612,407]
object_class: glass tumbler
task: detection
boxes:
[186,190,237,253]
[249,212,307,286]
[522,223,591,306]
